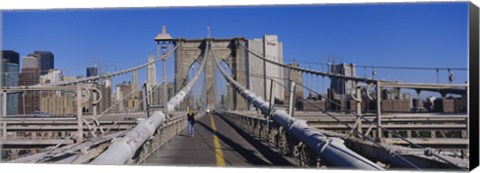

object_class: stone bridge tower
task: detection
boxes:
[173,38,248,110]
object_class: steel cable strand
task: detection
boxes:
[8,44,180,89]
[237,42,379,84]
[90,41,208,165]
[262,75,421,169]
[281,58,467,71]
[238,42,466,94]
[247,66,466,170]
[236,53,467,170]
[287,75,467,169]
[228,68,457,150]
[212,45,383,170]
[97,73,183,134]
[103,79,163,134]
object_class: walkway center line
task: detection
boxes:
[209,112,225,166]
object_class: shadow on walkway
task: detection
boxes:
[197,114,295,166]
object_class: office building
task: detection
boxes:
[18,67,40,114]
[132,70,139,98]
[153,82,174,106]
[330,63,356,95]
[115,82,133,112]
[98,77,112,113]
[247,34,284,102]
[28,51,54,75]
[40,95,76,116]
[86,66,98,77]
[40,69,63,97]
[1,50,20,64]
[147,54,157,89]
[283,62,304,102]
[40,69,63,84]
[22,56,38,69]
[2,50,20,115]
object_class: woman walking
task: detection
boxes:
[187,108,196,137]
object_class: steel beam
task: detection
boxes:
[309,124,467,131]
[2,90,6,139]
[355,87,362,136]
[76,85,83,143]
[5,125,133,131]
[376,81,382,141]
[1,139,75,146]
[288,81,296,117]
[382,138,468,146]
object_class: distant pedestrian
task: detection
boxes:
[187,108,196,137]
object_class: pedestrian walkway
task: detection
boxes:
[143,112,295,167]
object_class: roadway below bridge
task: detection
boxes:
[143,112,296,167]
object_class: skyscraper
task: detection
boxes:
[147,54,157,89]
[18,56,41,114]
[132,70,139,97]
[28,51,54,75]
[98,77,112,113]
[1,50,20,64]
[130,70,141,110]
[283,62,304,101]
[115,82,133,112]
[330,63,356,95]
[40,69,63,96]
[247,34,284,101]
[86,66,98,77]
[18,72,40,114]
[22,56,38,69]
[2,50,20,115]
[40,69,63,84]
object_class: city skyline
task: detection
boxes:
[0,2,475,170]
[1,2,469,99]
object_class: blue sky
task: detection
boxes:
[1,2,469,99]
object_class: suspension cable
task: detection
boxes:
[224,64,466,169]
[91,39,208,165]
[7,43,180,89]
[239,42,379,84]
[245,71,466,170]
[283,77,466,170]
[283,57,467,71]
[238,42,467,167]
[248,72,421,169]
[90,74,180,135]
[214,46,384,170]
[240,42,467,89]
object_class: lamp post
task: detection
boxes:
[154,26,173,116]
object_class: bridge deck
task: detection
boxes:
[143,113,295,167]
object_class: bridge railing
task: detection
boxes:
[89,40,210,165]
[211,43,383,170]
[4,111,187,164]
[245,63,468,169]
[1,40,186,162]
[219,111,326,167]
[236,41,468,170]
[131,113,187,164]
